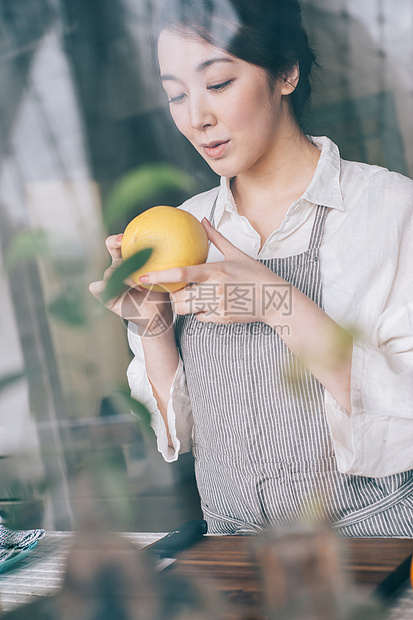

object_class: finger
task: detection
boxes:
[103,258,122,281]
[103,263,142,289]
[202,218,247,259]
[105,233,124,260]
[195,312,209,322]
[125,276,142,289]
[89,279,123,314]
[138,263,210,286]
[170,281,200,302]
[89,279,106,300]
[173,300,214,317]
[170,284,201,314]
[195,311,233,324]
[89,278,148,317]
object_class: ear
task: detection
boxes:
[280,63,300,95]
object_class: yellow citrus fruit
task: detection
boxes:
[121,206,209,292]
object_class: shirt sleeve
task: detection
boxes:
[126,322,193,463]
[325,285,413,478]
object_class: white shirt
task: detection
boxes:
[127,136,413,478]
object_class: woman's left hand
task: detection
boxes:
[138,218,283,326]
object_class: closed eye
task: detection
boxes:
[167,79,232,103]
[168,93,186,104]
[207,80,232,92]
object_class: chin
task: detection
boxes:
[203,158,242,179]
[193,146,236,178]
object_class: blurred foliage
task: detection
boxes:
[0,371,25,393]
[4,229,86,273]
[76,449,137,530]
[4,232,91,330]
[109,387,153,439]
[1,163,188,531]
[48,286,88,327]
[102,248,152,303]
[4,230,50,270]
[3,163,191,331]
[1,479,48,530]
[103,163,195,230]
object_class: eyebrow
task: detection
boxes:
[161,57,234,81]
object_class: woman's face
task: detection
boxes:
[158,29,296,179]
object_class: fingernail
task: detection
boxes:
[202,217,211,226]
[117,234,123,242]
[139,274,150,283]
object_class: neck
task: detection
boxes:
[231,124,320,215]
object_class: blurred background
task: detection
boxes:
[0,0,412,533]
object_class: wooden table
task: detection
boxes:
[170,536,413,619]
[0,532,412,619]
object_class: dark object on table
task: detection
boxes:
[373,552,413,602]
[147,519,208,559]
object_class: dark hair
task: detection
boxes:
[153,0,317,125]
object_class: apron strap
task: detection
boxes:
[208,192,219,228]
[333,474,413,529]
[308,205,329,252]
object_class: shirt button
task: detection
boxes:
[268,242,277,251]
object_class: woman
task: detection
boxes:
[90,0,413,536]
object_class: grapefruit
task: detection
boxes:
[121,206,209,292]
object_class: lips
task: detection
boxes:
[201,140,229,159]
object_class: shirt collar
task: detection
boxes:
[214,135,345,226]
[301,136,345,211]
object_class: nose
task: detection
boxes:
[189,94,216,130]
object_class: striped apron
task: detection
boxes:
[174,201,413,536]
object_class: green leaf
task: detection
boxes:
[48,288,87,327]
[102,248,152,303]
[4,230,50,270]
[0,371,25,392]
[110,387,154,438]
[103,164,194,229]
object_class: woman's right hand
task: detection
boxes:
[89,234,173,337]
